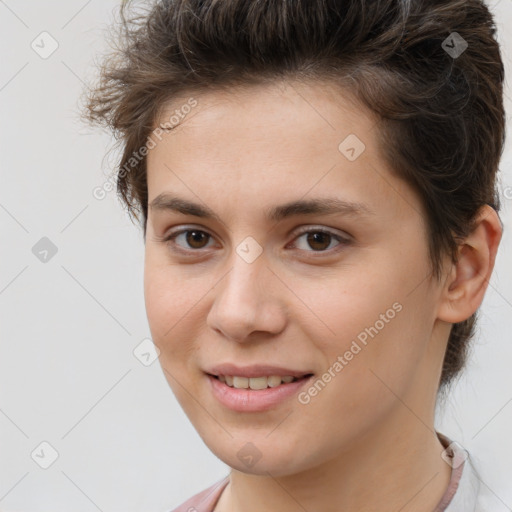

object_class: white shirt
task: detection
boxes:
[439,434,509,511]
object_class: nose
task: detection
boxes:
[206,251,288,343]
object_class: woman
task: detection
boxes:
[85,0,506,509]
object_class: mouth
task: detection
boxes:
[206,373,314,390]
[206,371,315,412]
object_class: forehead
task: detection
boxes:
[155,79,371,142]
[146,80,423,224]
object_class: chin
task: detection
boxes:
[205,436,315,477]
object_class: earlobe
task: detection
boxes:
[437,205,502,324]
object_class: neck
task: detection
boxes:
[216,408,452,512]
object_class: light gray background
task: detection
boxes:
[1,1,511,510]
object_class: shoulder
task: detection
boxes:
[167,476,230,512]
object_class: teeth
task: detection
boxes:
[217,375,301,389]
[267,375,285,387]
[233,376,249,388]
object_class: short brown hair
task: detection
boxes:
[84,0,505,389]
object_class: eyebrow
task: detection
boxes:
[148,193,375,223]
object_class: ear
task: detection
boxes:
[437,205,503,323]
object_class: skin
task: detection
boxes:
[143,80,502,512]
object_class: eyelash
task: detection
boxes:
[160,226,351,256]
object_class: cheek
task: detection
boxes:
[143,255,216,382]
[291,266,402,349]
[144,259,193,356]
[293,260,430,401]
[144,272,174,343]
[144,246,192,331]
[292,301,425,454]
[144,267,205,408]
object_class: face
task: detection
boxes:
[144,80,447,476]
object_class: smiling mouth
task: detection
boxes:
[208,373,314,390]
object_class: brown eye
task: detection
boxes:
[163,228,214,251]
[305,232,332,251]
[184,230,210,249]
[162,226,350,256]
[292,227,350,254]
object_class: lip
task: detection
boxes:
[204,363,314,378]
[206,373,314,412]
